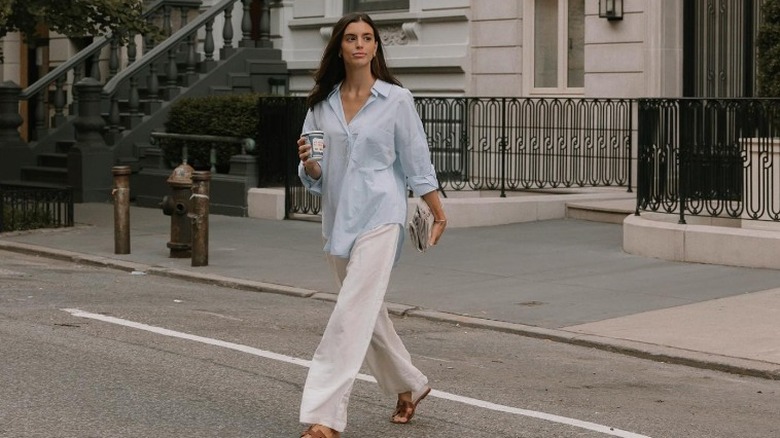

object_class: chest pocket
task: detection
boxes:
[350,127,396,170]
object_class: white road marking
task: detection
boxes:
[417,354,455,363]
[0,268,28,276]
[63,308,652,438]
[194,310,245,321]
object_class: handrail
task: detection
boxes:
[103,0,237,97]
[20,36,109,99]
[150,130,256,172]
[150,131,256,153]
[19,0,172,99]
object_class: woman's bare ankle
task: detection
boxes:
[397,391,412,402]
[303,424,339,438]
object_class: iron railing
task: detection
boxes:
[149,131,256,172]
[0,185,74,232]
[264,96,634,218]
[637,97,780,223]
[416,97,633,194]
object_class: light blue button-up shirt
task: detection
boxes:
[298,79,439,258]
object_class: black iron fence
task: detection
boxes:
[417,97,633,193]
[637,98,780,223]
[0,185,74,232]
[261,96,634,218]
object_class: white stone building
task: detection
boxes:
[0,0,758,101]
[271,0,689,99]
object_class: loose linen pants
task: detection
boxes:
[299,224,429,432]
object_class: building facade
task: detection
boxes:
[0,0,767,208]
[0,0,762,102]
[272,0,687,99]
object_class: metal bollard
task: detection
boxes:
[189,171,210,267]
[111,166,131,254]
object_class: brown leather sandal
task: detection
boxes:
[301,425,339,438]
[391,386,432,424]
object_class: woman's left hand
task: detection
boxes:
[421,190,446,247]
[428,220,447,247]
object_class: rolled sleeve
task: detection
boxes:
[298,162,323,195]
[406,166,438,197]
[395,89,439,197]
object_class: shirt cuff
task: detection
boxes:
[407,171,439,197]
[298,162,323,195]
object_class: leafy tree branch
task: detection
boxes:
[0,0,158,44]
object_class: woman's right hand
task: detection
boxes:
[299,136,322,179]
[298,136,311,162]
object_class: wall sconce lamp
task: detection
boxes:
[599,0,624,21]
[269,77,287,96]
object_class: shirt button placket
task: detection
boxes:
[347,130,356,164]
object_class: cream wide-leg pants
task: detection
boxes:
[299,224,429,432]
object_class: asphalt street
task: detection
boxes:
[2,203,779,380]
[2,251,778,438]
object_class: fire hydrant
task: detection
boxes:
[161,162,194,258]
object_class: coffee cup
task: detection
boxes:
[302,130,325,161]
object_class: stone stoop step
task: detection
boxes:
[565,199,636,224]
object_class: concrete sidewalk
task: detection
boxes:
[1,202,779,379]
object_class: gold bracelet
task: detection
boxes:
[434,219,447,223]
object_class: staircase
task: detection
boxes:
[20,141,74,186]
[4,0,287,204]
[1,141,72,189]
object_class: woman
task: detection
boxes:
[296,12,447,438]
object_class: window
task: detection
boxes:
[345,0,409,13]
[528,0,584,92]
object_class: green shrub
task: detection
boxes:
[758,0,780,97]
[2,205,55,232]
[162,93,260,172]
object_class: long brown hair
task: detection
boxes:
[307,13,402,109]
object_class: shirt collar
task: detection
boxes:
[328,79,392,99]
[372,79,392,97]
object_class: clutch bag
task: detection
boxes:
[408,200,434,252]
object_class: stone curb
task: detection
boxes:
[407,310,780,381]
[146,267,316,298]
[1,239,778,381]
